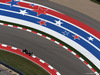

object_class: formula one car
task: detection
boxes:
[22,49,33,56]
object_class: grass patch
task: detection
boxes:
[0,20,100,73]
[0,50,50,75]
[91,0,100,4]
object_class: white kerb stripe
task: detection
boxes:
[79,57,84,62]
[12,47,17,50]
[71,51,76,55]
[54,41,59,44]
[56,72,61,75]
[17,27,22,29]
[63,46,68,49]
[16,0,23,1]
[2,44,7,47]
[26,29,31,32]
[87,64,92,69]
[8,25,13,27]
[37,33,42,36]
[39,59,45,63]
[32,55,36,58]
[48,65,53,69]
[0,23,3,25]
[46,37,51,40]
[94,72,99,75]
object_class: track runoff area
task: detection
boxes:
[0,0,100,75]
[0,44,58,75]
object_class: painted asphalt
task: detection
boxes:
[24,0,100,32]
[0,25,94,75]
[0,0,99,75]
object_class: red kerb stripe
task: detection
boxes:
[50,39,55,42]
[42,34,46,37]
[76,54,80,58]
[59,43,64,46]
[91,68,96,72]
[83,61,88,65]
[4,23,8,26]
[67,49,72,52]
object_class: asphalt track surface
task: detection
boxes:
[0,0,99,75]
[0,25,94,75]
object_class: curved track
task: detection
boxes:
[0,25,94,75]
[24,0,100,32]
[0,0,99,75]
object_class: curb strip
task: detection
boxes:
[0,43,60,75]
[0,22,99,75]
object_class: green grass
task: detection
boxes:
[91,0,100,4]
[0,20,100,74]
[0,50,50,75]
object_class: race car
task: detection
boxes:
[22,49,33,56]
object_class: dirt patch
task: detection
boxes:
[50,0,100,22]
